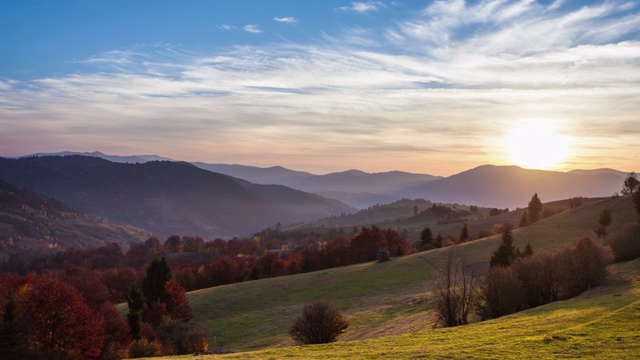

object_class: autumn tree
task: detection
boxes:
[288,300,348,344]
[21,279,105,360]
[98,303,132,360]
[528,193,543,224]
[622,171,639,195]
[164,281,193,322]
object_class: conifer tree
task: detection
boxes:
[460,224,469,243]
[420,227,433,247]
[434,233,443,248]
[490,228,517,267]
[141,257,172,307]
[528,193,543,224]
[126,286,145,340]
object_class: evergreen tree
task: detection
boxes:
[596,208,612,240]
[519,210,528,227]
[420,227,433,247]
[141,257,172,307]
[490,228,517,267]
[434,233,444,248]
[459,224,469,243]
[126,286,145,340]
[528,193,543,224]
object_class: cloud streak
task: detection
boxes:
[1,0,639,175]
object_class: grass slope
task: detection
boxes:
[154,258,640,359]
[149,196,637,358]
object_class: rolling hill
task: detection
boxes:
[174,194,637,354]
[0,156,352,239]
[0,179,150,254]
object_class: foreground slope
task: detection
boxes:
[178,195,635,353]
[164,258,640,359]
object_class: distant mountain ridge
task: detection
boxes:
[0,179,150,254]
[402,165,625,209]
[20,151,173,164]
[11,152,629,210]
[0,156,352,239]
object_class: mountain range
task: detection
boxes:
[4,152,629,237]
[0,156,352,239]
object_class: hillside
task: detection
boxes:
[403,165,624,209]
[175,195,637,353]
[0,179,150,254]
[0,156,352,239]
[168,259,640,359]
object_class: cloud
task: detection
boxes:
[274,17,297,23]
[337,2,382,12]
[1,0,639,174]
[243,24,262,34]
[217,25,236,31]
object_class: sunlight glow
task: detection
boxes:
[506,119,571,170]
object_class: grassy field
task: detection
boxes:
[137,195,638,359]
[143,258,640,359]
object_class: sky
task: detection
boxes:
[1,0,639,176]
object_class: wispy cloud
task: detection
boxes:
[274,17,297,23]
[1,0,639,174]
[243,24,262,34]
[217,25,236,31]
[337,2,383,12]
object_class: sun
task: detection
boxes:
[506,119,571,170]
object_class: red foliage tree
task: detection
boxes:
[164,281,192,322]
[21,279,105,360]
[97,303,132,359]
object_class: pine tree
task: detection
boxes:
[519,210,528,227]
[459,224,469,243]
[420,227,433,247]
[528,193,543,223]
[126,286,145,340]
[141,257,172,307]
[490,228,516,267]
[434,233,444,248]
[596,208,612,240]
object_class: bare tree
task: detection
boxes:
[433,253,477,327]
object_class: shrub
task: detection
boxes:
[476,266,524,320]
[289,300,348,345]
[606,223,640,262]
[556,237,613,298]
[512,253,560,307]
[128,339,163,358]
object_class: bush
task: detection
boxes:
[557,237,613,298]
[511,253,560,307]
[289,300,348,344]
[606,223,640,262]
[128,339,163,358]
[476,266,524,320]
